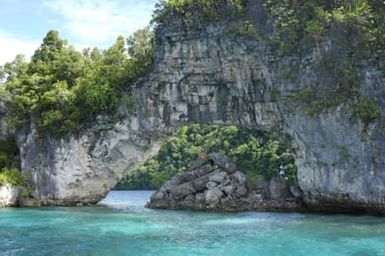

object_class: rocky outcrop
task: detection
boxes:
[17,115,171,206]
[147,153,303,211]
[15,0,385,214]
[0,186,20,207]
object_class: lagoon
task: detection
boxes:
[1,191,385,255]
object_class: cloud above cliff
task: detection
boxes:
[0,0,157,65]
[42,0,156,45]
[0,30,39,65]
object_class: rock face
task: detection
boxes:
[15,1,385,213]
[18,115,170,206]
[147,153,303,211]
[0,186,20,207]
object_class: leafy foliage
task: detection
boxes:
[115,124,297,190]
[261,1,383,125]
[1,28,154,137]
[264,0,385,56]
[228,20,262,40]
[0,135,24,187]
[153,0,383,127]
[0,136,19,170]
[355,96,379,130]
[153,0,246,25]
[0,168,27,186]
[286,57,379,128]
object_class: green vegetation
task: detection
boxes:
[228,20,261,40]
[115,124,297,190]
[1,28,154,137]
[1,1,382,137]
[356,96,379,127]
[153,0,245,25]
[0,168,27,186]
[0,27,154,188]
[154,0,385,58]
[0,0,383,189]
[0,136,19,170]
[286,65,361,116]
[0,135,25,187]
[286,60,379,128]
[263,0,385,57]
[154,0,383,126]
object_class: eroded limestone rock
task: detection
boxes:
[147,153,303,211]
[0,186,20,207]
[16,0,385,214]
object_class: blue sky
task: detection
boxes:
[0,0,158,65]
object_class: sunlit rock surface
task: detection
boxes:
[0,186,20,207]
[18,1,385,213]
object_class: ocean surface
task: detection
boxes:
[1,190,385,256]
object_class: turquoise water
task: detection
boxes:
[1,191,385,256]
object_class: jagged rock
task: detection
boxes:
[194,165,216,177]
[179,171,197,183]
[185,194,195,202]
[195,193,205,204]
[147,153,304,211]
[250,192,263,202]
[193,174,210,191]
[205,188,223,206]
[235,185,248,197]
[150,191,165,201]
[290,185,303,199]
[188,159,208,172]
[221,175,231,186]
[269,178,290,200]
[206,181,218,190]
[232,171,246,184]
[255,180,270,197]
[209,153,236,173]
[170,182,196,200]
[221,185,235,195]
[162,176,180,192]
[209,171,227,183]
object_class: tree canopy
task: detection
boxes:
[1,28,154,137]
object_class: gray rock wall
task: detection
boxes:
[17,1,385,213]
[18,114,173,205]
[0,185,20,207]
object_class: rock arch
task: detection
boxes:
[19,17,385,214]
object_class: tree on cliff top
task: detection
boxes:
[2,28,154,137]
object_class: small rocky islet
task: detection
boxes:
[147,153,303,212]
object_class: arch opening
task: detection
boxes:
[113,123,298,193]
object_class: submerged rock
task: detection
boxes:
[147,153,304,211]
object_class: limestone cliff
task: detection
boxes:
[17,1,385,214]
[0,186,20,207]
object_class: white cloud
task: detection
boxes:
[0,30,39,65]
[42,0,156,46]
